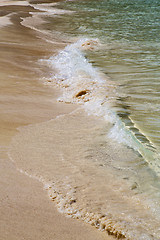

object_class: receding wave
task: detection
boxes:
[9,108,160,240]
[8,1,160,239]
[44,38,160,177]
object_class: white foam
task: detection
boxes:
[44,38,160,176]
[30,3,75,15]
[47,39,116,104]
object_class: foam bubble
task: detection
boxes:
[44,38,160,176]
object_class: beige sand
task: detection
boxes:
[0,1,29,7]
[0,151,112,240]
[0,1,114,240]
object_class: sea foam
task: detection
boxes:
[45,38,160,176]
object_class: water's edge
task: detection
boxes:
[7,1,160,240]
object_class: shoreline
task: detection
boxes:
[0,1,114,240]
[2,0,160,239]
[1,151,110,240]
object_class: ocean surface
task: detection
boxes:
[42,0,160,173]
[7,0,160,239]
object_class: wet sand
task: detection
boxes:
[0,151,110,240]
[0,1,114,240]
[2,0,160,239]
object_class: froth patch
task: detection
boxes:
[46,184,127,239]
[45,38,116,105]
[81,40,99,51]
[0,14,12,27]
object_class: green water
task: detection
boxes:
[21,0,160,238]
[44,0,160,155]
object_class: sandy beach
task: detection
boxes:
[0,1,114,239]
[0,151,112,240]
[2,0,160,239]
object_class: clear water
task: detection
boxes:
[9,0,160,238]
[42,0,160,174]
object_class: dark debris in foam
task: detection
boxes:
[75,90,89,98]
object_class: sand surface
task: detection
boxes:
[0,1,114,240]
[0,1,29,6]
[0,152,111,240]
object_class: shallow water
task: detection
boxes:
[10,107,160,239]
[41,0,160,162]
[5,0,160,239]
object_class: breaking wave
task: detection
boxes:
[44,38,160,177]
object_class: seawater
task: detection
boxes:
[42,0,160,174]
[10,0,160,239]
[41,0,160,236]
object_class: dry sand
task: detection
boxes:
[0,1,114,239]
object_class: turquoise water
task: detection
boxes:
[43,0,160,173]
